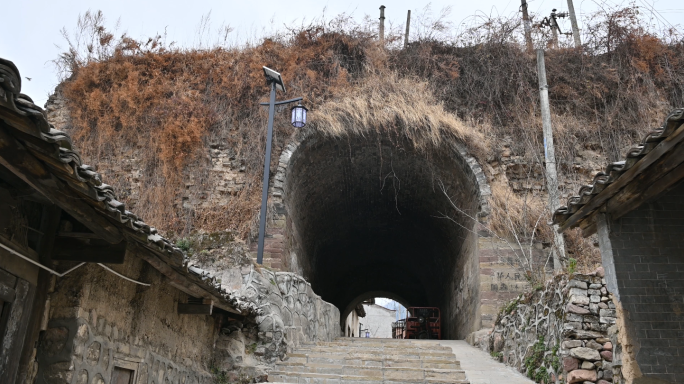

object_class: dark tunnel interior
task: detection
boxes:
[282,133,484,339]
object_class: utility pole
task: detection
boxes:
[566,0,581,47]
[539,9,570,49]
[404,10,411,48]
[536,49,565,272]
[521,0,533,52]
[550,9,560,48]
[379,5,386,42]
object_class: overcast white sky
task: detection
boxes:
[3,0,682,107]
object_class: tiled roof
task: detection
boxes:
[0,57,249,315]
[552,108,684,231]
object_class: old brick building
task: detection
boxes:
[554,108,684,383]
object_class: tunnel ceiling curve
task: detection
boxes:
[280,130,487,338]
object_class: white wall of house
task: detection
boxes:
[345,310,361,337]
[360,304,396,338]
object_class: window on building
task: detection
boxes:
[111,367,135,384]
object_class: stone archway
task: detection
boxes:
[340,291,412,325]
[266,128,490,339]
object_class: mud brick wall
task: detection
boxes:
[608,181,684,382]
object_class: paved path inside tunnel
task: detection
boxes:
[437,340,535,384]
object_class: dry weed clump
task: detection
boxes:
[489,181,551,245]
[309,73,488,159]
[55,7,684,270]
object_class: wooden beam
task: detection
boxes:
[37,205,61,264]
[608,157,684,221]
[178,300,213,315]
[0,283,15,303]
[0,108,46,140]
[0,126,123,244]
[56,231,102,239]
[559,122,684,232]
[52,237,127,264]
[0,165,52,205]
[573,140,684,237]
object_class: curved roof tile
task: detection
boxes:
[553,108,684,228]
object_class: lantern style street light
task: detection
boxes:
[291,103,308,128]
[256,67,307,265]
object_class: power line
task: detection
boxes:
[638,0,677,30]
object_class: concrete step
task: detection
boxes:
[269,338,469,383]
[294,350,455,359]
[284,355,456,367]
[273,363,466,378]
[285,351,455,363]
[268,369,468,384]
[311,343,453,351]
[298,347,454,355]
[277,359,460,370]
[323,338,447,346]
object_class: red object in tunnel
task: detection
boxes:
[393,307,441,340]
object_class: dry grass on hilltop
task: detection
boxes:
[310,73,488,158]
[54,8,683,268]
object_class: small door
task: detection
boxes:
[111,367,134,384]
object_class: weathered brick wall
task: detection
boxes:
[478,236,533,328]
[447,227,482,339]
[608,181,684,382]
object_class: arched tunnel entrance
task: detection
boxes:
[277,131,488,339]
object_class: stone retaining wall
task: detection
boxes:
[479,269,625,384]
[191,259,340,382]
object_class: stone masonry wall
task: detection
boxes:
[211,265,341,359]
[188,252,340,381]
[607,180,684,382]
[37,237,341,384]
[37,255,218,384]
[483,270,623,384]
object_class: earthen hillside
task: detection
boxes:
[47,8,684,271]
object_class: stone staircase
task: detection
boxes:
[267,337,469,383]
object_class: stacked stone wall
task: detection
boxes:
[483,270,624,384]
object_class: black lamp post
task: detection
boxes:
[256,67,307,265]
